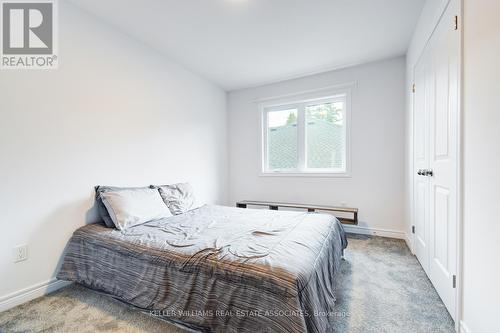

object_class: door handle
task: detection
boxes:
[417,169,433,176]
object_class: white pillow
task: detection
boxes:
[100,188,172,230]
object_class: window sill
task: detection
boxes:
[259,171,351,178]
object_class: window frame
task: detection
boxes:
[259,85,353,178]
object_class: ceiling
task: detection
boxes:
[68,0,425,91]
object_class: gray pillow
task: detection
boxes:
[156,183,197,215]
[95,185,149,228]
[100,188,172,230]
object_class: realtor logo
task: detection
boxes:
[1,0,58,69]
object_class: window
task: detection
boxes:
[261,90,350,176]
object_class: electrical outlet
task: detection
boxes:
[13,244,28,263]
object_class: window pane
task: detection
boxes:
[306,101,345,170]
[267,109,298,170]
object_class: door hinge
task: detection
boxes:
[452,275,456,288]
[412,84,416,93]
[454,15,458,30]
[412,226,415,234]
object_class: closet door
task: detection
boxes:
[413,0,459,320]
[428,0,459,319]
[413,49,432,275]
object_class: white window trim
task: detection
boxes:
[258,83,354,178]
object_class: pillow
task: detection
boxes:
[156,183,197,215]
[99,188,172,230]
[95,185,149,228]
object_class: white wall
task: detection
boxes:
[461,1,500,332]
[0,2,227,304]
[228,57,406,236]
[404,0,450,251]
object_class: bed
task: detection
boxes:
[57,204,347,333]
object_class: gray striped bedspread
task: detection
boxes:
[57,205,347,333]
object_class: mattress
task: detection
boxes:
[57,205,347,333]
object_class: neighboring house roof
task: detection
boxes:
[268,119,344,170]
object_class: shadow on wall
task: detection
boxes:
[85,198,101,226]
[27,190,101,283]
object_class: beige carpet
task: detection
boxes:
[0,235,455,333]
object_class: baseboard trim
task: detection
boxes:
[459,321,470,333]
[405,233,414,253]
[343,225,407,240]
[0,278,72,312]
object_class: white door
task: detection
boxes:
[413,0,459,320]
[428,0,459,319]
[413,49,431,275]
